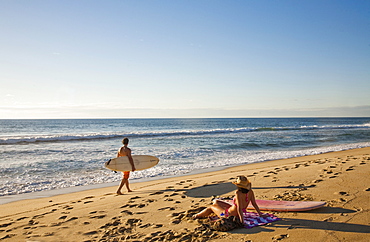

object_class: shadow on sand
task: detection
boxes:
[230,217,370,235]
[185,182,321,198]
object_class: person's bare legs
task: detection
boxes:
[117,178,133,195]
[193,200,230,218]
[116,177,126,195]
[125,179,133,192]
[117,171,133,195]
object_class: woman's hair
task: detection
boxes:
[238,187,250,194]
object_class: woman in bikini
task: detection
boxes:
[193,175,266,225]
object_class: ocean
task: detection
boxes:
[1,118,369,200]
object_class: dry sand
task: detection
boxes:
[1,147,369,242]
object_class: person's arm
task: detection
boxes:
[249,190,265,217]
[117,149,121,158]
[127,149,136,171]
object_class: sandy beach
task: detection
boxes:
[0,147,369,242]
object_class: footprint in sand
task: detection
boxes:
[104,193,116,196]
[89,211,107,219]
[32,214,44,219]
[42,232,54,237]
[120,210,134,215]
[0,222,13,228]
[158,206,175,211]
[169,192,180,196]
[49,222,62,227]
[135,203,147,208]
[126,218,142,226]
[83,230,98,235]
[288,224,300,230]
[135,211,148,215]
[28,220,40,225]
[272,234,289,241]
[16,217,28,221]
[89,215,106,219]
[150,191,164,195]
[167,212,183,217]
[139,223,152,228]
[323,217,334,222]
[66,217,79,222]
[1,234,16,240]
[338,191,349,196]
[169,219,181,225]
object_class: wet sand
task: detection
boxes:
[0,147,369,241]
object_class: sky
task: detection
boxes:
[1,0,369,119]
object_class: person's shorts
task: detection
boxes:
[123,171,130,179]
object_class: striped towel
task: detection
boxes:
[243,212,280,228]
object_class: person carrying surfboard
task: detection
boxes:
[116,138,136,195]
[193,175,267,225]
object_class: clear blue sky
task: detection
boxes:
[1,0,369,118]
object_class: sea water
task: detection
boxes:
[1,118,369,198]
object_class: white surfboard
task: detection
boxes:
[105,155,159,172]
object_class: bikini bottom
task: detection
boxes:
[223,207,247,218]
